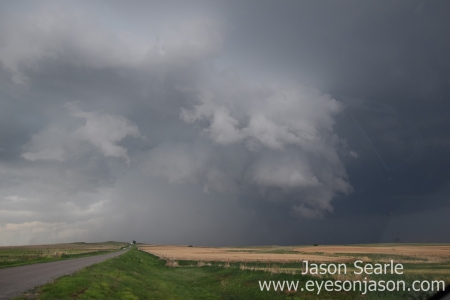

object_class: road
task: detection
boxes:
[0,249,128,300]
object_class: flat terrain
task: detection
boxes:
[140,245,353,263]
[17,248,358,300]
[0,249,128,300]
[0,242,127,269]
[17,247,445,300]
[295,244,450,261]
[140,244,450,288]
[140,244,450,264]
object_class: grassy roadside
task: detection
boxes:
[0,250,118,269]
[15,246,444,299]
[0,242,127,269]
[17,246,359,300]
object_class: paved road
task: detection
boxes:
[0,249,129,299]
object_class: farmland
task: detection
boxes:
[140,244,450,290]
[0,241,127,268]
[140,244,450,264]
[15,245,449,300]
[16,246,355,300]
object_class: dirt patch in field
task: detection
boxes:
[140,245,353,263]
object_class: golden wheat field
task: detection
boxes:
[140,244,450,264]
[295,245,450,261]
[140,244,450,283]
[140,245,350,263]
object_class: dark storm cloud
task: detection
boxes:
[0,0,449,245]
[222,1,450,98]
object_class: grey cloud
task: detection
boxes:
[143,141,206,185]
[0,1,449,246]
[70,104,145,161]
[142,140,238,194]
[174,72,352,216]
[21,104,144,163]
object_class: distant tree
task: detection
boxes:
[133,240,136,244]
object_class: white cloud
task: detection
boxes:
[21,125,71,162]
[0,8,149,84]
[22,147,66,162]
[206,106,244,145]
[176,75,352,217]
[350,151,359,158]
[248,155,320,189]
[22,104,145,163]
[4,4,351,232]
[0,8,224,84]
[70,104,145,162]
[293,204,321,219]
[181,83,343,154]
[147,82,352,216]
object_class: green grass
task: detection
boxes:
[174,259,306,270]
[16,246,448,300]
[17,247,360,300]
[0,242,128,269]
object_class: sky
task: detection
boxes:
[0,0,449,246]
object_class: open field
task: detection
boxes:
[140,244,450,264]
[15,247,444,300]
[13,247,357,300]
[140,244,450,287]
[295,244,450,262]
[0,242,127,269]
[139,245,353,263]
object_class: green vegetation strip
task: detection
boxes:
[16,247,444,300]
[0,250,121,269]
[0,242,127,269]
[16,247,357,300]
